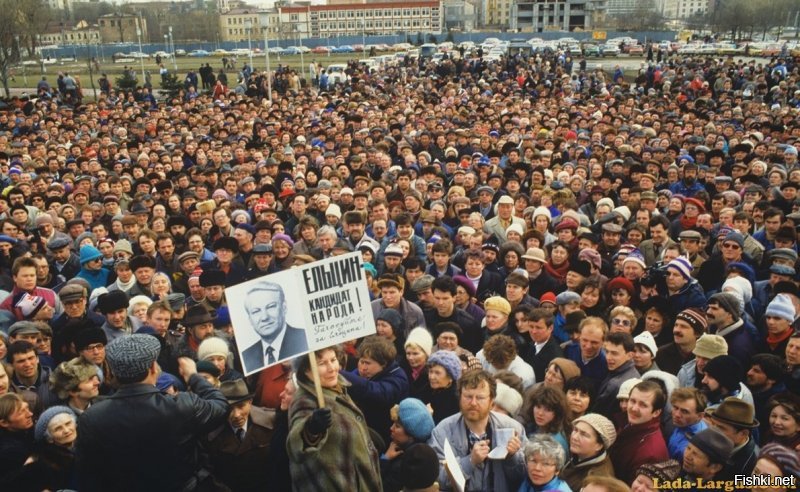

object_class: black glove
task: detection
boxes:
[305,408,333,435]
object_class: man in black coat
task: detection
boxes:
[424,276,483,354]
[518,308,563,383]
[76,334,228,491]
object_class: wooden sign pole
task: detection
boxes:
[307,351,326,408]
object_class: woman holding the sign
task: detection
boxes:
[287,346,382,491]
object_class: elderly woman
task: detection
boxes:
[425,350,462,424]
[560,414,617,491]
[380,398,436,492]
[49,358,100,415]
[484,296,512,338]
[271,233,295,271]
[518,435,571,492]
[11,406,78,491]
[608,305,637,335]
[287,345,382,491]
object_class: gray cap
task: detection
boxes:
[9,321,41,337]
[771,248,799,262]
[105,334,162,383]
[46,236,71,251]
[556,291,581,306]
[689,428,734,465]
[58,283,86,302]
[411,274,435,293]
[166,293,186,312]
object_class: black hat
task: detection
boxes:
[199,269,226,287]
[184,305,216,326]
[399,443,440,490]
[167,215,192,229]
[703,355,743,392]
[97,291,130,314]
[569,259,592,278]
[213,236,239,253]
[129,255,156,272]
[74,327,108,352]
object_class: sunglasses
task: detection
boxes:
[722,242,741,250]
[612,318,632,327]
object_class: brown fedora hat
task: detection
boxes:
[707,397,759,429]
[219,379,253,404]
[184,305,216,327]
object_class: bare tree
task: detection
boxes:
[0,0,22,96]
[18,0,53,57]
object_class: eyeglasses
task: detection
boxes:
[612,318,632,327]
[722,243,741,250]
[526,458,557,468]
[83,343,105,352]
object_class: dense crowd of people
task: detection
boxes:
[0,45,799,492]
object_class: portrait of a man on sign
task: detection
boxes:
[241,281,308,373]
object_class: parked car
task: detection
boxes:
[332,45,355,53]
[283,47,302,55]
[582,43,602,57]
[174,49,187,56]
[188,49,210,57]
[391,42,412,51]
[312,46,331,54]
[627,44,644,56]
[153,51,172,59]
[127,51,150,59]
[211,49,231,57]
[326,63,349,85]
[601,43,620,56]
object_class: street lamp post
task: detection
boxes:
[169,26,177,71]
[245,19,254,70]
[36,35,45,74]
[14,35,27,86]
[136,27,145,82]
[264,31,272,105]
[164,34,169,53]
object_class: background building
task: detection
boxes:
[442,0,476,31]
[39,20,101,46]
[98,13,148,44]
[515,0,607,32]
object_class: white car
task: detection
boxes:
[601,43,621,56]
[153,51,172,59]
[126,51,150,59]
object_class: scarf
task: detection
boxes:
[114,277,136,292]
[767,328,794,351]
[545,260,570,283]
[679,214,697,231]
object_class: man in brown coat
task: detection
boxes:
[204,379,276,492]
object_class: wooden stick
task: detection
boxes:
[307,351,325,408]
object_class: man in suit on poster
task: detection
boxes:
[242,281,308,373]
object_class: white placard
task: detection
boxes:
[444,438,466,492]
[227,252,376,376]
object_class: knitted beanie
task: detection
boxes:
[405,327,434,356]
[703,355,743,392]
[667,256,693,281]
[197,337,229,362]
[765,294,796,322]
[376,308,403,335]
[622,249,647,270]
[637,460,682,484]
[573,413,617,449]
[759,443,800,480]
[427,350,462,381]
[676,307,708,334]
[34,406,76,442]
[709,292,742,320]
[633,331,658,357]
[617,377,643,400]
[396,398,435,442]
[494,382,523,416]
[722,276,752,305]
[399,443,440,490]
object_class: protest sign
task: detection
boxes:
[227,251,376,376]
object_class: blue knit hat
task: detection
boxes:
[396,398,435,442]
[35,406,76,442]
[427,350,462,381]
[766,294,796,322]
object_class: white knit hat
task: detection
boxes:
[325,203,342,219]
[405,327,433,356]
[573,413,617,449]
[633,331,658,357]
[617,377,642,400]
[197,337,229,361]
[494,382,523,417]
[533,206,551,221]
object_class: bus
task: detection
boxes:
[419,43,438,59]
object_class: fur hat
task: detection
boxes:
[494,382,523,416]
